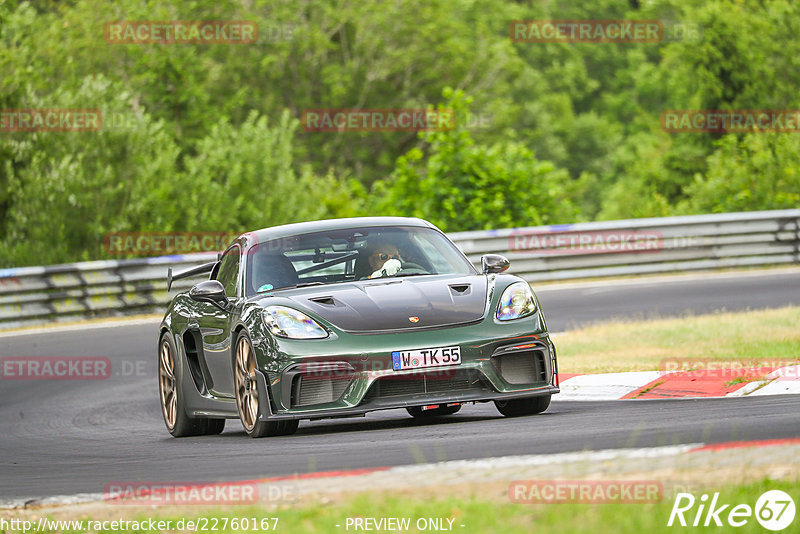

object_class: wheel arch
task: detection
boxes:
[230,323,249,365]
[158,325,172,343]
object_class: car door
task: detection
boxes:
[194,244,242,398]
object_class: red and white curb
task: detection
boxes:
[558,365,800,400]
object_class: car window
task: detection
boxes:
[288,248,354,280]
[245,226,475,295]
[412,232,459,274]
[215,246,241,297]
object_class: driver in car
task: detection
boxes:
[367,243,403,279]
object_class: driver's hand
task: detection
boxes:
[370,258,402,278]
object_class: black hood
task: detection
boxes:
[279,275,488,332]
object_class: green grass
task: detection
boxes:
[556,306,800,374]
[21,478,799,533]
[724,375,761,387]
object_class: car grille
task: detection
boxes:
[362,369,486,402]
[494,349,547,384]
[291,375,352,407]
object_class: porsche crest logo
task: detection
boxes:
[408,316,419,323]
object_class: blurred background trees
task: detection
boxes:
[1,0,798,265]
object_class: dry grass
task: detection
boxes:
[556,306,800,374]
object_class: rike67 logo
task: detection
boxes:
[668,490,795,531]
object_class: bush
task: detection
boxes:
[372,89,578,232]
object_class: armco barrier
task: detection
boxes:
[0,210,798,329]
[0,254,216,330]
[449,209,800,282]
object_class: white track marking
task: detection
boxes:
[743,365,800,396]
[557,371,665,400]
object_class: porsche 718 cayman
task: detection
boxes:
[158,217,559,437]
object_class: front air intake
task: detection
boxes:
[494,350,547,384]
[362,369,487,402]
[291,374,352,407]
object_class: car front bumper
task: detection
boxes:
[252,316,559,421]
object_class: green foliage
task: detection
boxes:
[0,76,181,265]
[1,0,799,266]
[680,134,800,213]
[180,110,362,232]
[0,80,360,267]
[373,89,578,231]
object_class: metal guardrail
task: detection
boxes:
[1,210,798,329]
[0,254,217,330]
[449,209,800,282]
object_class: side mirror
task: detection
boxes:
[189,280,229,309]
[481,254,510,274]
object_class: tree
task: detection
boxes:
[680,134,800,214]
[373,89,578,231]
[180,110,362,233]
[0,76,181,266]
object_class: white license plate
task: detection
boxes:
[391,346,461,371]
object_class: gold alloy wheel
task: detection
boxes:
[158,340,177,429]
[234,335,259,431]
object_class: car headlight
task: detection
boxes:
[496,282,537,321]
[263,306,328,339]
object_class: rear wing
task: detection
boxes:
[167,261,217,291]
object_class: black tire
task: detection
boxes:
[233,330,299,438]
[203,418,226,435]
[247,417,299,438]
[494,395,551,417]
[158,333,223,437]
[406,404,462,418]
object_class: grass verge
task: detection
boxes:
[13,478,798,533]
[555,306,800,374]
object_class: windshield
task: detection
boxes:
[245,226,475,295]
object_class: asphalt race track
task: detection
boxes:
[1,270,799,502]
[537,268,800,332]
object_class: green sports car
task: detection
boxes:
[158,217,559,438]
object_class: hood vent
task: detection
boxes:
[308,296,338,307]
